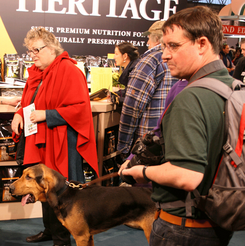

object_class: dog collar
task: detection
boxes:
[56,180,70,197]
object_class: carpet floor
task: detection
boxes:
[0,218,244,246]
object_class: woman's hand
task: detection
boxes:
[30,110,46,123]
[11,114,23,135]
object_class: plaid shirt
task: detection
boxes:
[117,44,178,154]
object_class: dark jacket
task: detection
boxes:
[220,51,234,75]
[233,56,245,82]
[119,59,139,86]
[117,59,139,104]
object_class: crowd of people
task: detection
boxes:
[1,5,245,246]
[220,41,244,78]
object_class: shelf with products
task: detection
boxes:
[0,163,42,221]
[0,96,42,221]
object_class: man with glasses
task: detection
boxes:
[233,39,245,83]
[120,6,234,246]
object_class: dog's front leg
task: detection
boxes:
[75,235,94,246]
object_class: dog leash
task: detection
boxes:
[68,147,128,189]
[68,172,119,190]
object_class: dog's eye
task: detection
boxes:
[26,174,32,180]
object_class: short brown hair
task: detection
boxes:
[24,27,64,56]
[162,6,223,55]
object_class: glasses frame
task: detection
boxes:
[162,40,192,53]
[27,45,47,56]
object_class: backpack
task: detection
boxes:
[159,78,245,231]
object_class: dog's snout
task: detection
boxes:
[9,184,15,194]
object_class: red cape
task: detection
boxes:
[13,52,99,178]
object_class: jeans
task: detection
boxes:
[150,217,233,246]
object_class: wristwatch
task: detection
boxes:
[142,165,151,182]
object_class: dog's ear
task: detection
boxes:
[45,168,66,208]
[33,164,48,190]
[33,164,66,208]
[50,169,67,192]
[35,175,43,185]
[46,187,59,208]
[31,165,47,188]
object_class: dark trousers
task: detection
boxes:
[150,217,233,246]
[42,202,71,245]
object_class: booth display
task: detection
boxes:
[3,54,34,82]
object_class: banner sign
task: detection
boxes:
[222,25,245,35]
[0,0,188,57]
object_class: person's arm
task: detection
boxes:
[46,109,67,128]
[0,97,21,107]
[121,162,204,191]
[30,109,67,128]
[30,109,67,127]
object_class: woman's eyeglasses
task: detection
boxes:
[27,45,47,55]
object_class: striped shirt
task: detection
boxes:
[117,44,178,154]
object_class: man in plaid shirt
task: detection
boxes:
[117,20,178,155]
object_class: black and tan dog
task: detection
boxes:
[9,164,156,246]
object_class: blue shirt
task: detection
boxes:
[117,44,178,154]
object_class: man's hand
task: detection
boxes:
[120,161,204,191]
[118,160,130,175]
[121,165,148,184]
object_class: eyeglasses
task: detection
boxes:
[27,45,47,55]
[162,40,192,53]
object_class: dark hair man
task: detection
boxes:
[120,6,235,246]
